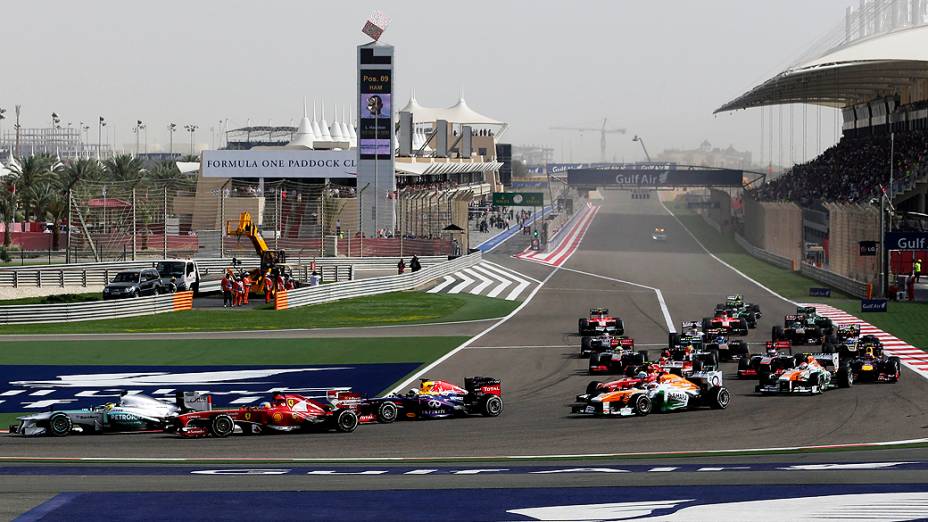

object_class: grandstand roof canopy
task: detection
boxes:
[716,24,928,113]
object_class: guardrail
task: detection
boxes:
[734,234,793,271]
[0,291,193,325]
[0,256,445,288]
[799,263,869,299]
[275,253,482,310]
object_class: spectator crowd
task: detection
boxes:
[754,129,928,206]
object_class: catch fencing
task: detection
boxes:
[276,253,482,310]
[0,291,193,325]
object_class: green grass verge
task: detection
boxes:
[0,291,518,334]
[0,335,469,428]
[671,204,928,348]
[0,292,101,306]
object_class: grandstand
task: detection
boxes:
[715,0,928,298]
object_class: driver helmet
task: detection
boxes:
[636,371,648,380]
[407,388,419,397]
[259,402,271,409]
[798,362,809,370]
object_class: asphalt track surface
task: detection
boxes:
[4,192,928,517]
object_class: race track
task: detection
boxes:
[3,191,928,459]
[4,191,928,518]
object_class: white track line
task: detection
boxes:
[480,262,534,301]
[427,276,456,294]
[558,266,676,334]
[463,267,493,296]
[447,271,475,294]
[388,204,599,395]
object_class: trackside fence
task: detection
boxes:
[276,253,482,310]
[799,263,870,299]
[734,234,793,270]
[0,291,193,325]
[0,256,447,288]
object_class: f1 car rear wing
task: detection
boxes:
[176,391,212,412]
[617,338,635,347]
[765,340,793,353]
[589,308,609,316]
[681,321,700,329]
[784,314,804,323]
[326,389,362,407]
[465,376,501,396]
[801,352,839,368]
[796,306,817,315]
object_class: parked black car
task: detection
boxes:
[103,268,165,299]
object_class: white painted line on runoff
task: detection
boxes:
[479,267,514,299]
[462,268,493,295]
[426,276,456,294]
[447,271,475,294]
[465,343,671,350]
[557,266,676,334]
[5,437,926,462]
[388,203,599,395]
[657,197,796,306]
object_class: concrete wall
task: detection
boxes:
[823,202,879,284]
[742,197,803,267]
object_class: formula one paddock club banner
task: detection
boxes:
[567,166,744,187]
[202,150,357,179]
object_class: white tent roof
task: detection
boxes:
[398,95,505,126]
[286,100,317,149]
[716,24,928,112]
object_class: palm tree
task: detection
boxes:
[0,179,16,247]
[179,154,199,163]
[7,154,54,221]
[103,154,144,185]
[145,161,185,186]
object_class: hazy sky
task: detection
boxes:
[1,0,857,163]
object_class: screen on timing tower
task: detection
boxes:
[359,70,393,159]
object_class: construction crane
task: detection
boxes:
[550,118,626,163]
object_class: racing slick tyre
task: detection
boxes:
[730,341,748,359]
[668,332,681,349]
[772,326,784,342]
[835,363,853,388]
[889,357,902,383]
[376,401,398,424]
[210,414,235,438]
[710,387,731,409]
[632,394,652,416]
[334,409,360,433]
[480,395,504,417]
[701,318,711,332]
[241,423,262,435]
[586,381,603,396]
[578,318,589,336]
[735,319,749,336]
[822,342,836,354]
[737,357,749,374]
[48,412,72,437]
[638,350,650,363]
[580,336,592,357]
[749,304,761,314]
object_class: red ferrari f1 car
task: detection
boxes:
[174,391,360,437]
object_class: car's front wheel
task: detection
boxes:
[210,414,235,438]
[710,387,731,409]
[633,394,651,416]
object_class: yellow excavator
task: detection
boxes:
[226,211,287,295]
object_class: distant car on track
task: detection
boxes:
[652,227,667,241]
[773,307,834,346]
[755,353,851,395]
[702,310,749,336]
[737,340,795,379]
[588,337,649,375]
[578,307,624,336]
[359,377,502,423]
[845,337,901,383]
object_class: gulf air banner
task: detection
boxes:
[567,167,743,187]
